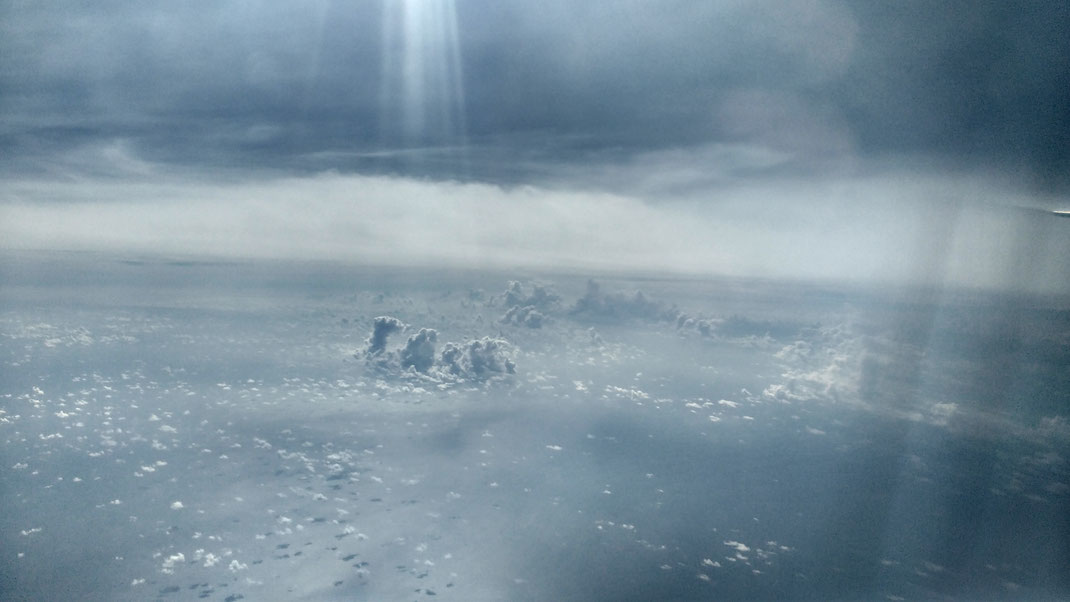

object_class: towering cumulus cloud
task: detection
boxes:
[569,280,678,323]
[501,305,545,328]
[366,316,405,355]
[401,328,438,373]
[359,316,515,381]
[498,281,559,328]
[439,338,516,379]
[500,281,561,311]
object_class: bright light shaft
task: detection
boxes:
[381,0,466,146]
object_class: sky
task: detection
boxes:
[1,0,1069,291]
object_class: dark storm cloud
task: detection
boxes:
[2,0,1068,187]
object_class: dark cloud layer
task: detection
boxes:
[2,0,1068,189]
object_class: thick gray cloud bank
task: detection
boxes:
[2,0,1068,186]
[1,1,1069,291]
[2,171,1068,293]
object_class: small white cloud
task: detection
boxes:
[161,552,185,574]
[170,501,184,510]
[724,540,750,552]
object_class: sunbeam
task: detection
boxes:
[380,0,467,151]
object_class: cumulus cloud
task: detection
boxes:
[763,324,878,406]
[500,281,561,311]
[501,305,545,329]
[677,313,806,341]
[569,280,678,323]
[366,316,405,355]
[439,338,516,379]
[676,314,720,338]
[160,552,185,574]
[400,328,438,372]
[358,317,515,381]
[498,281,558,328]
[763,310,1059,442]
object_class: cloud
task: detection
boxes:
[497,281,558,328]
[761,296,1070,450]
[439,338,516,379]
[3,0,1068,189]
[358,316,515,381]
[160,552,185,574]
[676,313,806,341]
[499,281,561,311]
[569,280,678,323]
[2,168,1068,293]
[400,328,438,372]
[366,316,405,355]
[501,305,545,329]
[676,315,719,338]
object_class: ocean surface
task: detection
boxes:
[2,251,1067,600]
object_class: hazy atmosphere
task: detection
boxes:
[3,0,1070,290]
[2,1,1069,600]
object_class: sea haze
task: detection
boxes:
[2,2,1069,598]
[2,252,1067,601]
